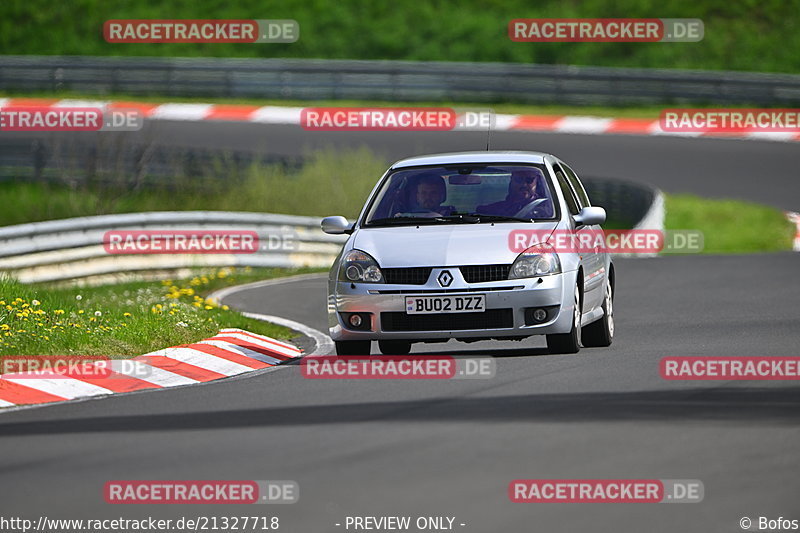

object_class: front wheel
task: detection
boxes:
[546,285,581,354]
[335,340,371,355]
[582,281,614,347]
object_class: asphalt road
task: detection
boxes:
[0,254,798,532]
[1,122,799,533]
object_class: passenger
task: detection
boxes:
[395,173,455,216]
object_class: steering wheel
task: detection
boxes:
[513,198,547,218]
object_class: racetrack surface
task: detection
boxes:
[0,254,798,532]
[1,123,799,532]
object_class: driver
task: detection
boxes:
[476,168,552,217]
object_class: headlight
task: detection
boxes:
[339,249,384,283]
[508,243,561,278]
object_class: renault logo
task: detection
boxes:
[437,270,453,287]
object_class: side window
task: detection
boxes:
[563,164,591,208]
[552,164,580,216]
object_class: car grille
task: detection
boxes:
[459,264,511,283]
[381,309,514,331]
[382,267,432,285]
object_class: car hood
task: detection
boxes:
[352,222,560,267]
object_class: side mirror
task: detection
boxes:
[321,216,353,235]
[573,206,606,226]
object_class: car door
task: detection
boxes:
[552,162,604,313]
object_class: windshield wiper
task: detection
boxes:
[366,216,449,226]
[432,214,482,223]
[366,213,534,227]
[460,213,534,223]
[366,214,487,227]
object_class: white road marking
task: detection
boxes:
[1,377,113,399]
[150,103,214,121]
[143,347,254,376]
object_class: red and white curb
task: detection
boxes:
[1,98,799,142]
[787,212,800,252]
[0,328,301,409]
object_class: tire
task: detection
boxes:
[378,340,412,355]
[582,281,614,347]
[546,284,581,354]
[335,340,371,355]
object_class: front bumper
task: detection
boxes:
[328,269,578,341]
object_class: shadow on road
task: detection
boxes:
[2,387,799,436]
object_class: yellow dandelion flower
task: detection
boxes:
[123,312,131,317]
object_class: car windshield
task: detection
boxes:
[363,165,558,226]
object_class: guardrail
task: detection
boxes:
[0,137,305,184]
[2,55,799,106]
[0,211,347,284]
[0,178,663,284]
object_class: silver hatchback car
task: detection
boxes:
[321,151,614,355]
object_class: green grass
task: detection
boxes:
[0,148,391,225]
[0,266,325,357]
[1,0,799,73]
[664,193,795,253]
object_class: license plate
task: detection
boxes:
[405,294,486,314]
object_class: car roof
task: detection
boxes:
[391,151,550,169]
